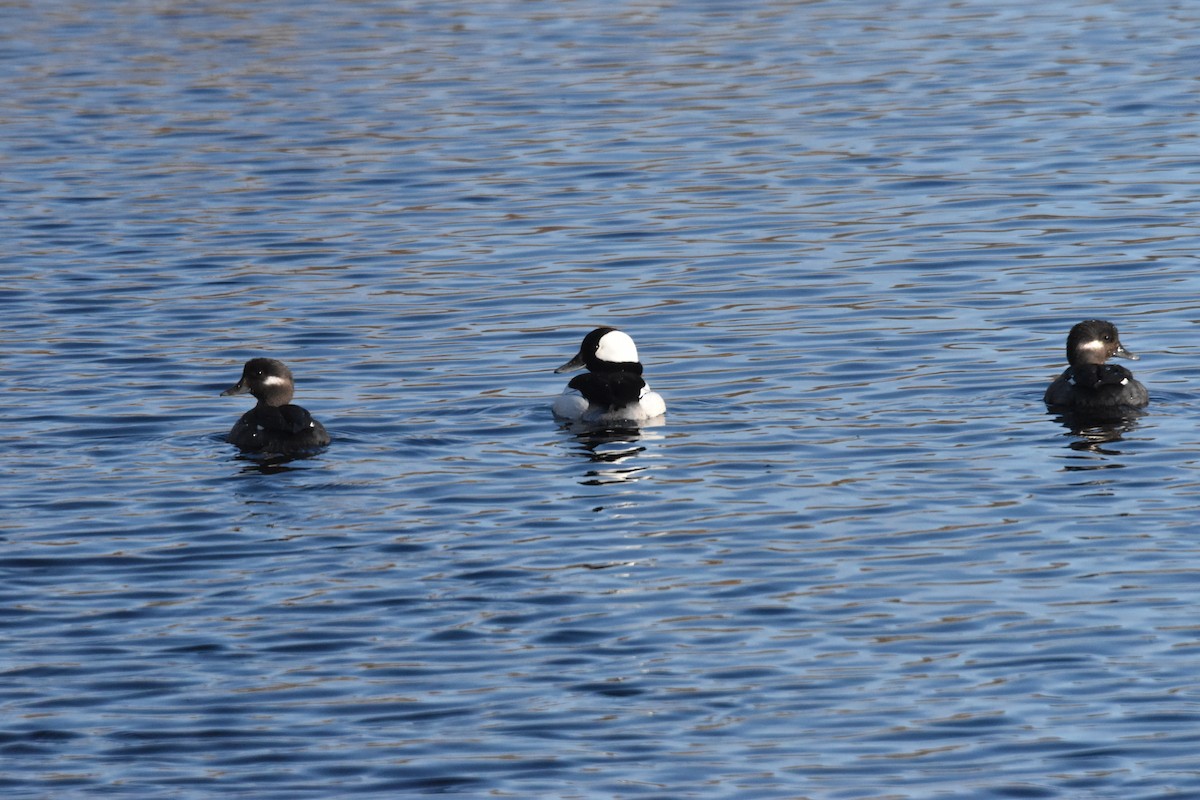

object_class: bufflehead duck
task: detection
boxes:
[552,327,666,423]
[1044,320,1148,413]
[221,358,330,454]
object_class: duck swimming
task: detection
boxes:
[221,358,330,455]
[552,327,666,424]
[1044,320,1148,414]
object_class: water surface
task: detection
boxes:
[3,1,1200,797]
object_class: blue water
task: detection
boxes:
[4,1,1200,797]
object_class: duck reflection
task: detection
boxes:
[231,450,320,475]
[565,423,663,486]
[1050,409,1143,457]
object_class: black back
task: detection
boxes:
[568,370,646,412]
[228,403,330,454]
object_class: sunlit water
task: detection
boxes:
[4,1,1200,797]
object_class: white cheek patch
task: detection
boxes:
[262,374,289,388]
[596,330,639,363]
[1079,339,1106,355]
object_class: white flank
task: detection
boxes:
[552,389,589,420]
[638,389,667,419]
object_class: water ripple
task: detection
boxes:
[3,1,1200,798]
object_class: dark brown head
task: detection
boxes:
[1064,320,1137,366]
[221,358,296,407]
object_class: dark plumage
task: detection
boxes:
[565,368,647,413]
[221,358,330,455]
[1044,320,1148,414]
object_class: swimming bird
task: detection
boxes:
[1044,320,1148,414]
[221,358,330,454]
[552,327,666,424]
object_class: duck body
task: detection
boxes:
[222,358,330,455]
[552,327,666,424]
[1044,320,1148,414]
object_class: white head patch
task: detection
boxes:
[1079,339,1106,355]
[262,374,290,388]
[595,330,639,364]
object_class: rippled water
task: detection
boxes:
[4,1,1200,797]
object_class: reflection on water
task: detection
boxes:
[219,435,328,475]
[565,423,662,487]
[1051,410,1144,459]
[233,455,315,475]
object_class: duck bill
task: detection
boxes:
[554,353,587,374]
[1114,343,1139,361]
[221,381,250,396]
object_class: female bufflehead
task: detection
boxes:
[552,327,666,423]
[221,358,330,454]
[1044,320,1148,413]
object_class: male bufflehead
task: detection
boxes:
[1044,320,1148,413]
[552,327,666,423]
[221,358,330,454]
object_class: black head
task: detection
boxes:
[221,357,296,407]
[1064,320,1137,366]
[554,327,642,374]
